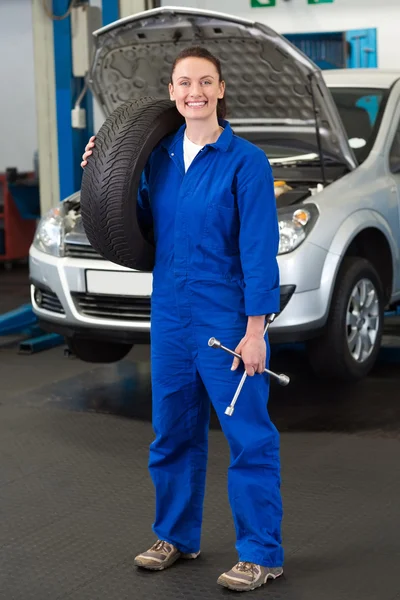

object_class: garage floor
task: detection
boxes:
[1,328,400,600]
[0,262,30,314]
[1,264,400,600]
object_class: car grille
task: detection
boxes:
[72,293,151,321]
[64,243,103,260]
[34,287,65,314]
[70,286,292,322]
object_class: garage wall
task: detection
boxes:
[2,0,398,173]
[0,0,104,174]
[162,0,400,70]
[0,0,37,173]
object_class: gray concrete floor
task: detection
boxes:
[1,337,400,600]
[1,264,400,600]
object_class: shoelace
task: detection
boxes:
[151,540,170,553]
[236,561,257,574]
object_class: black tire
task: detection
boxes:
[80,97,184,271]
[307,257,384,382]
[66,338,133,363]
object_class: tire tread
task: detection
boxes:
[80,97,183,270]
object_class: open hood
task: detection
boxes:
[89,6,357,169]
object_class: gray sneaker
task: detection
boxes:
[134,539,200,571]
[217,561,283,591]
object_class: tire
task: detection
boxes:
[80,97,184,271]
[66,338,133,363]
[307,257,384,382]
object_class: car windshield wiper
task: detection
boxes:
[270,154,344,168]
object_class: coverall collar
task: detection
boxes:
[162,119,233,153]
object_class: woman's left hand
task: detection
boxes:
[231,334,266,376]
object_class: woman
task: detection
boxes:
[82,46,283,593]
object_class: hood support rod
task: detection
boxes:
[308,74,327,186]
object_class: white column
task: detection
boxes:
[31,0,60,213]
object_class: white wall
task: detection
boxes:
[2,0,400,172]
[162,0,400,70]
[0,0,37,173]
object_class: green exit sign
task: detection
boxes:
[251,0,276,7]
[308,0,334,3]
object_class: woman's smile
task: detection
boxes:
[186,101,208,109]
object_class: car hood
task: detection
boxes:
[88,6,356,169]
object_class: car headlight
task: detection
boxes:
[32,206,65,257]
[278,204,319,255]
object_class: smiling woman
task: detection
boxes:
[168,47,227,175]
[80,44,284,592]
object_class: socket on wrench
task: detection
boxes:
[208,314,290,416]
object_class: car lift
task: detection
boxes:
[0,304,64,354]
[0,1,145,354]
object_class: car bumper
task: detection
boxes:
[30,240,340,343]
[29,245,152,339]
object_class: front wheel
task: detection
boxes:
[307,257,384,381]
[66,338,133,363]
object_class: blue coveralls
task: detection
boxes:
[138,120,283,568]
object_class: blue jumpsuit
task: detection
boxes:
[138,120,283,568]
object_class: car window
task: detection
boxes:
[389,117,400,174]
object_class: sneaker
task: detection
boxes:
[134,539,200,571]
[217,561,283,591]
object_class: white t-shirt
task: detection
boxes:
[183,132,204,172]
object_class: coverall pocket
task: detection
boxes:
[202,203,240,251]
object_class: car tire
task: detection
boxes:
[80,97,184,271]
[307,257,384,381]
[66,338,133,363]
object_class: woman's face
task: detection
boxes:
[169,57,225,122]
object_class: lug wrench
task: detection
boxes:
[208,314,290,416]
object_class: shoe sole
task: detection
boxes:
[134,551,200,571]
[217,569,283,592]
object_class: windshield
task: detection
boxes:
[234,87,387,166]
[330,87,386,162]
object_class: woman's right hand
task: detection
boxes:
[81,135,96,168]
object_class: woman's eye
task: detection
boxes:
[202,81,211,85]
[180,81,189,86]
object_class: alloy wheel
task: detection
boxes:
[346,278,380,363]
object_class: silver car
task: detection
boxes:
[29,7,400,380]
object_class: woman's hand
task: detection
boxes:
[80,135,96,168]
[231,333,266,376]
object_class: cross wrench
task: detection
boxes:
[208,314,290,416]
